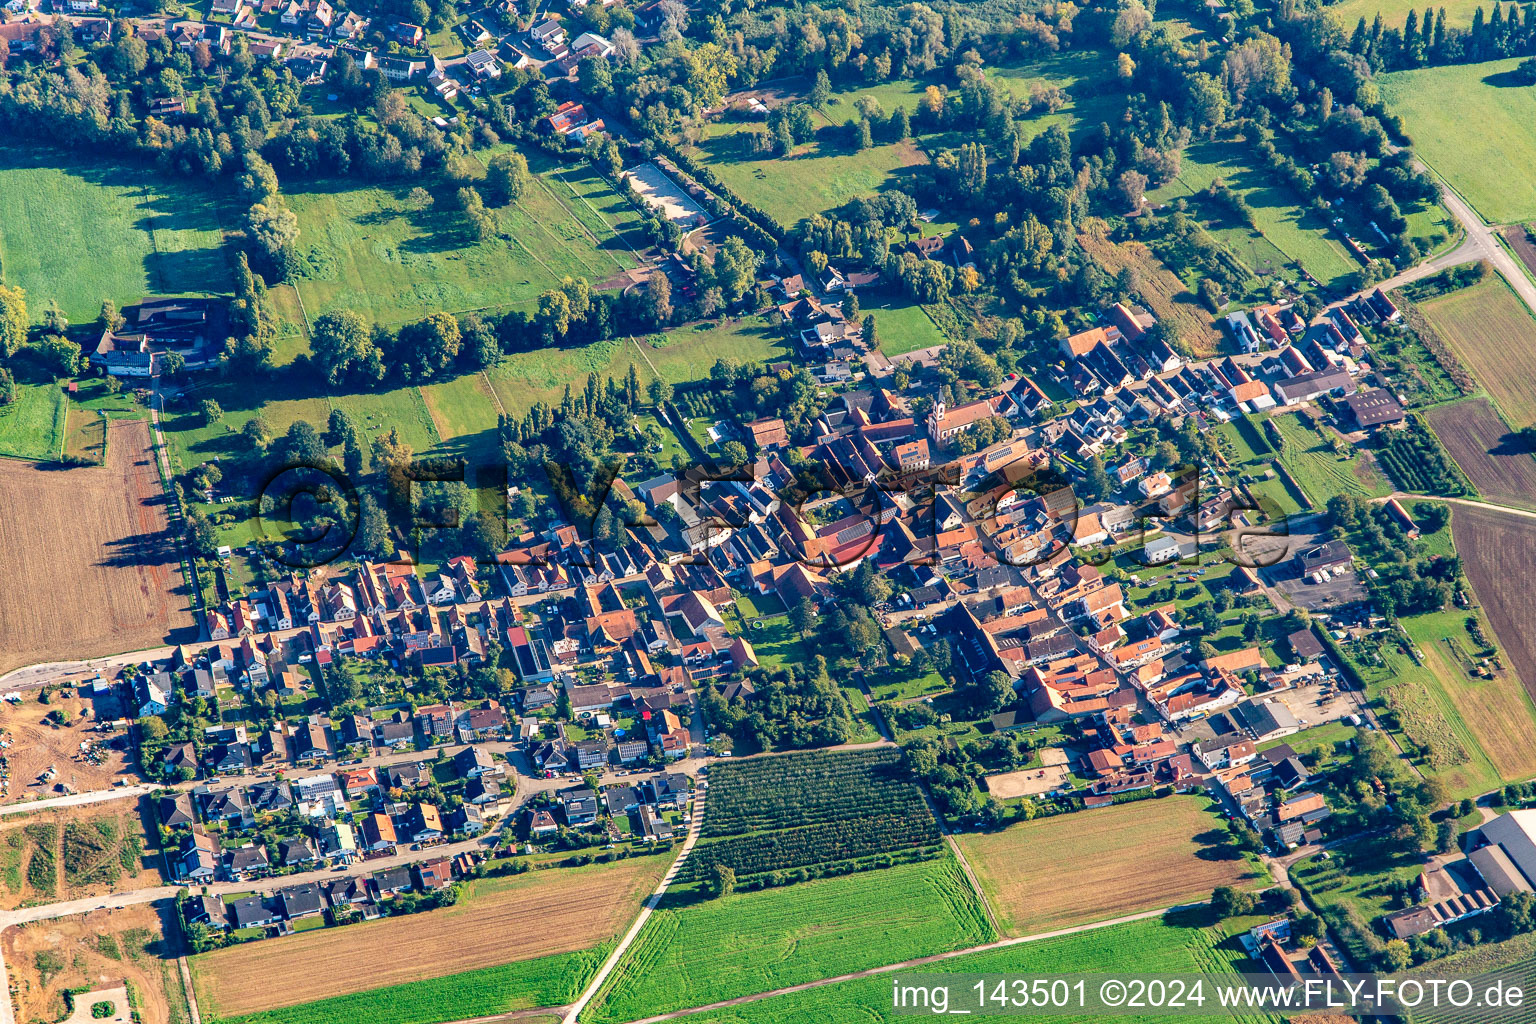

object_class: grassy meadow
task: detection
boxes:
[287,158,645,325]
[1381,57,1536,224]
[587,858,995,1024]
[701,49,1118,228]
[1328,0,1490,30]
[1265,410,1393,504]
[0,384,66,461]
[0,147,234,323]
[866,295,949,357]
[479,316,792,418]
[688,121,929,228]
[1151,136,1360,289]
[1346,586,1536,802]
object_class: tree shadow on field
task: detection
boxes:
[144,246,231,297]
[1193,827,1244,862]
[1164,903,1220,928]
[1488,426,1534,457]
[1482,68,1532,89]
[651,886,711,912]
[95,527,179,570]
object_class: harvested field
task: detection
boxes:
[954,796,1264,936]
[0,419,196,674]
[4,902,189,1024]
[1454,504,1536,716]
[0,798,162,909]
[190,854,673,1019]
[1,697,139,805]
[1427,398,1536,509]
[1421,276,1536,427]
[1077,234,1223,357]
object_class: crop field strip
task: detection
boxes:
[210,949,599,1024]
[636,914,1284,1024]
[1420,275,1536,427]
[1453,504,1536,717]
[586,858,996,1024]
[1375,413,1475,498]
[190,854,672,1020]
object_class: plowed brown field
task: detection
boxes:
[0,419,195,673]
[1427,398,1536,509]
[190,854,673,1018]
[1453,504,1536,708]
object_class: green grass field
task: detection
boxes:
[1266,411,1393,504]
[866,295,948,357]
[205,947,598,1024]
[0,147,233,323]
[689,122,929,228]
[705,51,1118,228]
[1258,720,1361,763]
[732,605,814,670]
[868,666,947,702]
[819,49,1119,144]
[0,384,66,461]
[1328,0,1487,30]
[587,859,994,1024]
[1348,597,1536,801]
[1151,137,1359,289]
[287,158,644,325]
[650,913,1281,1024]
[479,318,791,420]
[1381,58,1536,224]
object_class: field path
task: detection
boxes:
[562,791,707,1024]
[605,902,1196,1024]
[942,834,1002,938]
[178,957,203,1024]
[1375,492,1536,522]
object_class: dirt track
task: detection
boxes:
[0,420,196,674]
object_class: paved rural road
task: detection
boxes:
[610,903,1199,1024]
[1338,174,1536,317]
[561,791,708,1024]
[1433,182,1536,317]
